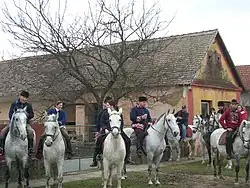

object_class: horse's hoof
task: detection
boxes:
[213,176,218,180]
[201,160,205,164]
[148,180,153,186]
[176,158,180,162]
[207,164,211,167]
[234,182,239,185]
[121,176,126,180]
[155,180,161,185]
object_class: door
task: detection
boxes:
[201,101,211,117]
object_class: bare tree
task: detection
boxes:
[1,0,174,111]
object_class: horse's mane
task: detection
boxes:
[155,113,166,124]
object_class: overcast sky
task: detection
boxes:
[0,0,249,65]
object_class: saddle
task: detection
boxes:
[186,127,193,138]
[218,129,238,145]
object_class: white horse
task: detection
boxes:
[182,116,199,160]
[101,108,126,188]
[210,120,250,184]
[167,110,181,161]
[4,107,35,188]
[43,113,65,188]
[124,110,179,185]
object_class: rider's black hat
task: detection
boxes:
[20,90,29,98]
[231,99,238,104]
[138,96,147,102]
[217,101,224,106]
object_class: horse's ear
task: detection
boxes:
[200,114,203,119]
[23,106,27,112]
[172,109,175,114]
[118,108,122,115]
[43,111,48,121]
[167,109,170,114]
[107,108,112,115]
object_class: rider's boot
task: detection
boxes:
[28,137,34,157]
[35,136,45,160]
[90,146,99,167]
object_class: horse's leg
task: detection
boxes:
[102,159,109,188]
[44,160,51,188]
[201,141,206,164]
[235,155,240,184]
[205,142,212,166]
[168,143,173,161]
[21,155,30,188]
[147,152,154,185]
[218,154,225,179]
[5,157,11,188]
[121,163,127,180]
[16,158,23,187]
[212,148,218,179]
[107,165,113,187]
[154,152,164,185]
[191,140,196,160]
[117,162,124,188]
[176,141,181,161]
[57,159,64,188]
[245,158,250,183]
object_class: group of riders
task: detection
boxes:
[0,90,248,163]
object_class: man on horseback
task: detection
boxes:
[219,99,241,159]
[130,96,153,156]
[90,96,112,167]
[0,90,35,156]
[90,99,134,167]
[35,101,73,159]
[174,105,189,142]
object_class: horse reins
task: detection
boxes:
[151,114,176,137]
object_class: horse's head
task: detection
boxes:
[192,115,202,128]
[164,112,179,138]
[43,112,60,147]
[107,108,122,138]
[239,120,250,149]
[209,112,220,128]
[10,106,28,140]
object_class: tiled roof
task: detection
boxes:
[236,65,250,91]
[0,29,219,99]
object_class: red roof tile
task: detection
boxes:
[236,65,250,91]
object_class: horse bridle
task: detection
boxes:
[151,114,176,137]
[10,111,28,140]
[45,120,60,141]
[239,126,250,149]
[109,113,122,135]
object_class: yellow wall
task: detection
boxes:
[192,86,237,115]
[196,39,239,87]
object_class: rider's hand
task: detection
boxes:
[148,122,153,126]
[136,116,141,121]
[227,128,233,131]
[142,114,147,119]
[177,117,182,119]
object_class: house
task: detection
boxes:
[0,29,244,141]
[236,65,250,118]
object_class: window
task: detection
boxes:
[201,100,212,117]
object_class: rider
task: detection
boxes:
[174,105,189,142]
[217,101,226,115]
[91,99,134,166]
[35,101,73,159]
[219,99,241,159]
[130,96,152,156]
[237,104,248,124]
[90,96,112,167]
[0,90,35,156]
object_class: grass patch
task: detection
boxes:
[37,159,250,188]
[161,159,248,178]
